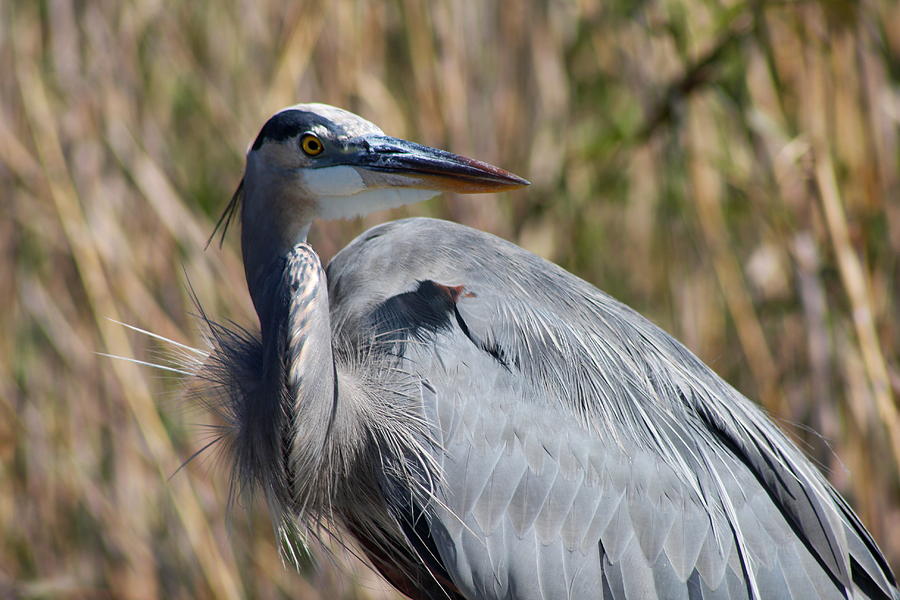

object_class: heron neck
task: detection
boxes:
[240,172,314,317]
[253,242,339,508]
[281,244,337,470]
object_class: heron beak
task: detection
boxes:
[351,136,530,193]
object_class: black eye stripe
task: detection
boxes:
[252,109,340,150]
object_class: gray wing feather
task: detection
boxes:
[653,556,691,600]
[508,460,557,537]
[473,449,529,536]
[580,485,625,553]
[563,473,602,552]
[665,496,711,583]
[693,519,732,591]
[602,494,637,564]
[503,528,543,599]
[534,462,583,545]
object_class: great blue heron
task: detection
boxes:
[191,103,897,599]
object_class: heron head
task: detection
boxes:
[229,103,526,241]
[226,103,528,308]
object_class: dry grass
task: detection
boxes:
[1,0,898,598]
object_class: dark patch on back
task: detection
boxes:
[368,280,511,370]
[369,280,459,346]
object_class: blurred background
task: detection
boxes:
[1,0,898,598]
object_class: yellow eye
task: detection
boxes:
[300,134,324,156]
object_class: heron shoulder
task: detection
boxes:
[326,217,586,316]
[328,217,519,279]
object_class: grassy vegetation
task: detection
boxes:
[1,0,898,597]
